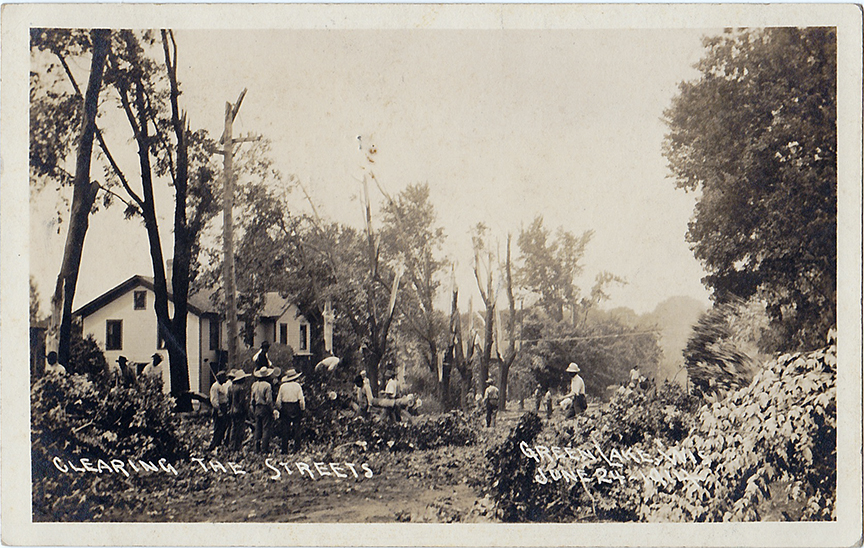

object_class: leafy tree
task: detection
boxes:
[30,276,43,325]
[30,29,110,370]
[380,183,449,401]
[516,216,593,323]
[31,29,221,406]
[664,28,836,351]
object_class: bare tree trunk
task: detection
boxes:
[50,29,110,369]
[499,234,517,411]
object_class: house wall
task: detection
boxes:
[274,304,311,356]
[235,304,311,356]
[80,283,201,395]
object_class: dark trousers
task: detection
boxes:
[230,414,246,451]
[485,402,498,427]
[252,405,272,453]
[209,408,229,450]
[280,402,302,454]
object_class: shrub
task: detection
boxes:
[67,332,109,380]
[31,373,189,521]
[640,333,836,521]
[341,410,477,452]
[486,412,561,521]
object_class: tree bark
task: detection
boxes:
[50,29,110,369]
[163,30,192,409]
[499,234,517,411]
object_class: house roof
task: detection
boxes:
[260,292,295,319]
[73,275,213,318]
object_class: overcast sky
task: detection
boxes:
[30,28,715,316]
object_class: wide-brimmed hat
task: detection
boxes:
[116,355,128,363]
[215,370,228,380]
[254,367,274,378]
[486,377,495,385]
[566,362,581,373]
[282,368,302,382]
[229,369,250,381]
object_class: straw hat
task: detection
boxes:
[282,368,302,383]
[566,362,581,373]
[254,367,274,378]
[229,369,250,381]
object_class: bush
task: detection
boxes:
[31,373,189,521]
[341,410,477,452]
[68,332,109,380]
[485,380,702,522]
[640,333,836,521]
[486,412,560,521]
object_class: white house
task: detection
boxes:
[73,275,311,394]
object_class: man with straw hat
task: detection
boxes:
[563,362,587,418]
[250,366,275,453]
[483,377,500,428]
[227,369,250,451]
[275,368,305,454]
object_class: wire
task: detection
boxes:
[517,329,661,343]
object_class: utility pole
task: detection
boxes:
[217,88,257,369]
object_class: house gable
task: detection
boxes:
[74,275,210,319]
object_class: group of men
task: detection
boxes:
[107,353,164,387]
[208,341,307,455]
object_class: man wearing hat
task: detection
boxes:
[141,353,163,381]
[483,377,500,428]
[253,341,272,371]
[275,368,305,454]
[564,362,587,418]
[227,370,250,451]
[115,355,137,387]
[250,366,275,453]
[208,371,230,451]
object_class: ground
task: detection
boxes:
[98,408,543,523]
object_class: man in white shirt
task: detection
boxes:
[208,371,230,450]
[276,368,305,454]
[564,362,586,418]
[141,353,163,382]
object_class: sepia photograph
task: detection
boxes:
[2,3,862,546]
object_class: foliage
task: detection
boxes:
[517,307,662,398]
[31,373,189,521]
[486,412,555,521]
[641,333,836,521]
[380,183,448,387]
[342,411,477,452]
[68,332,109,381]
[30,276,43,324]
[684,299,761,398]
[516,216,593,323]
[664,28,836,350]
[487,381,701,522]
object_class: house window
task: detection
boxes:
[299,324,308,351]
[106,320,123,350]
[209,319,220,351]
[133,290,147,310]
[279,323,288,345]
